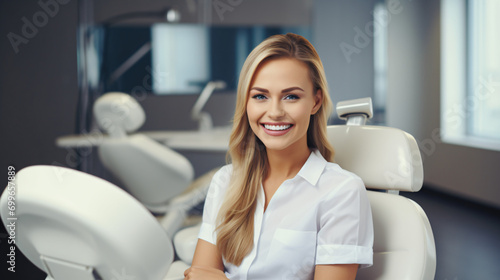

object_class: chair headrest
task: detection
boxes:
[328,125,424,192]
[0,165,173,279]
[93,92,145,137]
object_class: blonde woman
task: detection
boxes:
[184,33,373,280]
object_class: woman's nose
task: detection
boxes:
[268,100,285,118]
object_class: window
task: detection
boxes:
[468,0,500,139]
[441,0,500,151]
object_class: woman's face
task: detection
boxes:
[246,57,322,153]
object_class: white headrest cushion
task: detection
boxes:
[93,92,145,137]
[327,125,424,192]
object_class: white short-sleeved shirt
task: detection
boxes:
[198,150,373,280]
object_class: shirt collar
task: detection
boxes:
[296,149,328,187]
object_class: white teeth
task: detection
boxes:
[264,124,292,131]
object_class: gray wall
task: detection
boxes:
[313,0,376,108]
[92,0,312,26]
[0,0,79,180]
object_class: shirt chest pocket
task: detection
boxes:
[267,228,317,270]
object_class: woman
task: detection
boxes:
[184,33,373,280]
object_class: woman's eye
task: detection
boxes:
[252,94,267,100]
[284,94,299,100]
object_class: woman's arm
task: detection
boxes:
[191,239,224,269]
[314,264,358,280]
[184,239,228,280]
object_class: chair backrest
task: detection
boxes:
[327,125,424,192]
[93,92,194,213]
[0,165,174,280]
[327,125,436,280]
[98,135,194,213]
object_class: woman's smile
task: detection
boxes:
[261,123,294,136]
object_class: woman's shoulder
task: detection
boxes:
[324,161,362,179]
[206,164,233,195]
[212,164,233,180]
[315,163,368,209]
[320,162,365,190]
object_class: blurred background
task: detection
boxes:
[0,0,499,279]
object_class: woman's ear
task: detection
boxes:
[311,89,323,115]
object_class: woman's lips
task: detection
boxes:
[261,123,293,136]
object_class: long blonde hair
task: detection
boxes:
[216,33,334,265]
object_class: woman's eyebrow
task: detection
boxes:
[249,86,305,93]
[282,86,305,93]
[249,87,268,93]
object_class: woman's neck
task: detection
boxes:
[265,145,311,180]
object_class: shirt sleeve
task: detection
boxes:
[315,175,374,268]
[197,165,232,245]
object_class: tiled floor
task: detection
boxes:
[1,186,500,279]
[402,187,500,280]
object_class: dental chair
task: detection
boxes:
[172,98,437,279]
[93,92,194,215]
[330,98,436,279]
[0,165,189,280]
[93,92,212,238]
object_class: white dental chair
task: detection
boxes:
[330,98,436,279]
[0,165,189,280]
[172,98,437,279]
[93,92,213,238]
[93,92,194,215]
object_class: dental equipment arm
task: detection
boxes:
[191,81,226,131]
